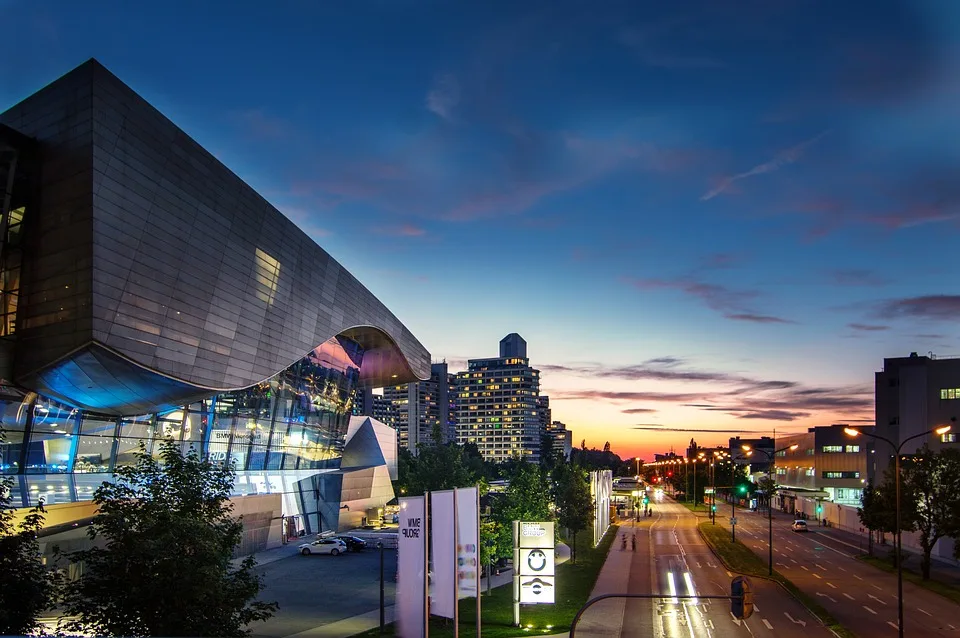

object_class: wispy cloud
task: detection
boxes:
[700,131,829,201]
[426,73,460,120]
[828,269,891,287]
[621,408,658,414]
[373,224,428,237]
[553,390,705,403]
[848,323,889,332]
[878,295,960,321]
[625,277,795,325]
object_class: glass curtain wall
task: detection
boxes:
[0,336,363,515]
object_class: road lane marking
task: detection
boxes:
[667,571,679,604]
[813,574,821,579]
[843,593,855,600]
[783,612,806,627]
[826,582,837,589]
[754,604,760,613]
[887,622,898,630]
[815,563,827,570]
[762,619,773,630]
[868,594,887,605]
[801,565,809,571]
[853,574,863,580]
[863,606,877,614]
[871,584,882,591]
[790,559,798,564]
[838,566,847,572]
[918,608,932,616]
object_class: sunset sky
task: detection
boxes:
[3,0,959,461]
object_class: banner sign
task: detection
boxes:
[430,490,456,619]
[456,487,480,599]
[514,521,556,604]
[396,496,427,638]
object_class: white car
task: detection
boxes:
[791,520,808,533]
[299,538,347,556]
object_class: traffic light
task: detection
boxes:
[667,471,673,477]
[816,505,823,514]
[730,576,754,619]
[711,505,717,512]
[738,484,748,495]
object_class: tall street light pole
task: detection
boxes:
[845,424,952,638]
[742,443,799,576]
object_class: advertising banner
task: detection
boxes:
[430,490,456,619]
[456,486,480,599]
[396,496,427,638]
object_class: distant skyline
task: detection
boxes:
[3,0,959,460]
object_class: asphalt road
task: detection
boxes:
[251,545,396,638]
[716,503,960,637]
[580,497,828,637]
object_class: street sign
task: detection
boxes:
[704,488,715,494]
[730,517,738,525]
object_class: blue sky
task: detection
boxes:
[3,0,960,458]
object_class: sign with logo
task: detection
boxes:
[514,521,556,605]
[396,497,427,638]
[704,487,715,494]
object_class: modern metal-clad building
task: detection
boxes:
[0,59,428,548]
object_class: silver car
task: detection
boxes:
[299,538,347,556]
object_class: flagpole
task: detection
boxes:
[476,486,481,638]
[424,491,430,638]
[453,488,460,638]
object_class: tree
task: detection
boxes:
[857,481,899,557]
[0,430,56,636]
[61,439,277,636]
[900,446,960,579]
[554,464,594,563]
[491,461,552,560]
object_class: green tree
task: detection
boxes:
[490,461,552,560]
[0,431,57,636]
[554,464,594,563]
[857,480,899,557]
[60,439,277,637]
[901,446,960,579]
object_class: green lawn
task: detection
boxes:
[857,554,960,605]
[698,523,855,638]
[354,525,618,638]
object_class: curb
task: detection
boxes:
[695,524,849,638]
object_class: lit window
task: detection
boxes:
[822,471,860,479]
[822,445,843,453]
[942,433,957,443]
[845,445,860,453]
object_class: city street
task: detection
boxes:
[711,501,960,636]
[578,498,829,637]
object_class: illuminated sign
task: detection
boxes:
[514,521,555,605]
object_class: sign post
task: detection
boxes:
[513,521,556,626]
[397,496,429,638]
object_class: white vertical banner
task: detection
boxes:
[456,486,480,599]
[397,496,427,638]
[430,490,456,619]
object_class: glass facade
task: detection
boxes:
[0,335,365,533]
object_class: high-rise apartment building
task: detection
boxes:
[382,362,455,451]
[546,420,573,460]
[537,395,552,435]
[874,353,960,480]
[456,334,542,462]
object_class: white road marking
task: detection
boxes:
[949,624,956,630]
[754,604,760,613]
[827,582,837,589]
[838,566,847,572]
[887,622,899,630]
[815,563,827,570]
[783,612,806,627]
[918,608,932,616]
[762,619,773,630]
[790,559,798,564]
[863,606,877,615]
[801,565,809,571]
[853,574,863,580]
[868,594,887,605]
[843,593,855,600]
[872,584,883,591]
[813,574,822,579]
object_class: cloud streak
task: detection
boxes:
[625,277,795,325]
[700,131,829,201]
[877,295,960,322]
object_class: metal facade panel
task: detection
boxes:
[0,60,430,414]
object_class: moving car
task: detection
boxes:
[791,520,808,533]
[299,538,347,556]
[335,535,368,552]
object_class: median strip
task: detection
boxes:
[697,522,855,638]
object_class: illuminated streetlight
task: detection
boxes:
[845,423,952,638]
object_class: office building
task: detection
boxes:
[537,395,552,434]
[456,334,542,462]
[546,420,573,460]
[0,60,429,553]
[875,352,960,479]
[771,425,871,512]
[381,361,455,451]
[729,435,774,472]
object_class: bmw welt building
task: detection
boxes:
[0,60,429,554]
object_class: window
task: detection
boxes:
[942,433,957,443]
[845,445,860,453]
[775,467,786,475]
[822,445,843,453]
[805,468,815,477]
[941,388,960,400]
[822,471,860,479]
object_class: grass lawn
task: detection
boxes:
[857,554,960,605]
[354,525,618,638]
[698,522,855,638]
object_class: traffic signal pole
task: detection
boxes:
[731,460,736,542]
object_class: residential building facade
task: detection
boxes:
[456,334,542,462]
[381,361,455,451]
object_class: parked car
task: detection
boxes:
[335,535,368,552]
[299,538,347,556]
[792,520,808,533]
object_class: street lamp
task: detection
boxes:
[742,443,799,576]
[634,456,641,478]
[845,424,952,638]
